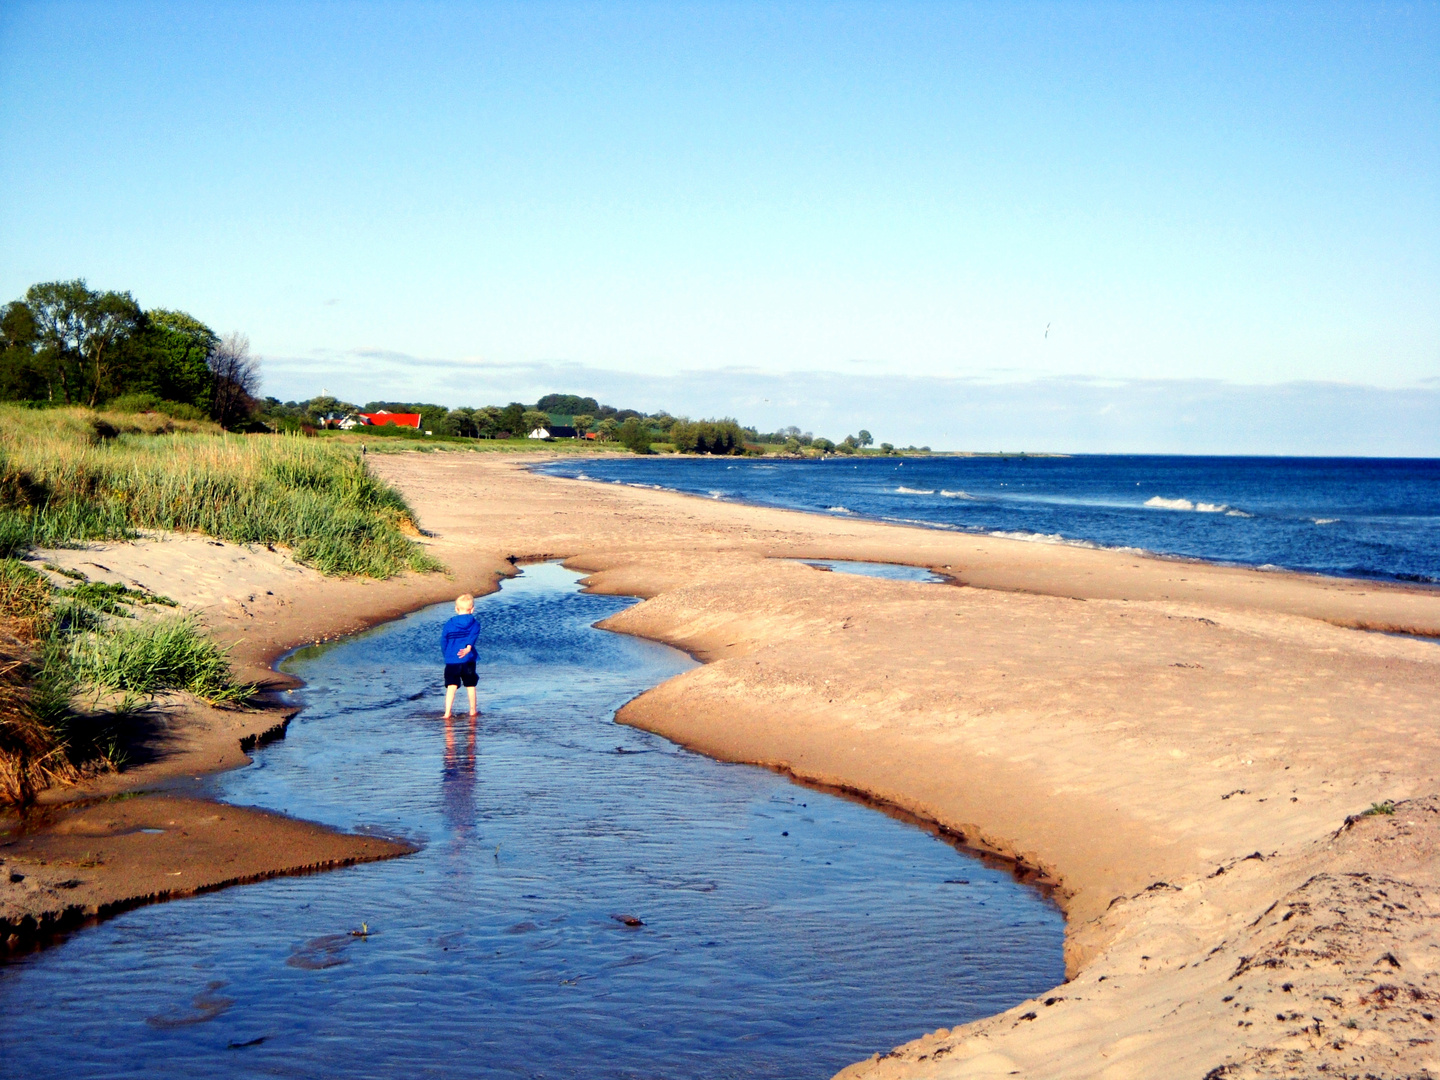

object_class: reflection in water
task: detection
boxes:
[441,714,478,858]
[0,563,1065,1080]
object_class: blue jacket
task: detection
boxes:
[441,614,480,665]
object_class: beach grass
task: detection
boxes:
[0,557,255,803]
[0,405,439,577]
[0,406,438,801]
[68,616,253,704]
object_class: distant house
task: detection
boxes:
[548,425,578,439]
[337,416,365,430]
[527,427,550,439]
[358,411,422,429]
[583,431,600,440]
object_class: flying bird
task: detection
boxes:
[1045,323,1051,339]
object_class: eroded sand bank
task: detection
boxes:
[8,450,1440,1078]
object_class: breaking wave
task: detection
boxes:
[1144,496,1250,517]
[941,490,976,499]
[895,486,935,495]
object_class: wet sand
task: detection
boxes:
[10,449,1440,1078]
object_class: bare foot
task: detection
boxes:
[442,713,452,719]
[469,710,479,717]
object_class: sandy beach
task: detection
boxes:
[8,449,1440,1078]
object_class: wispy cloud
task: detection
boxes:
[259,352,1440,457]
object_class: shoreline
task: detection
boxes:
[531,457,1440,596]
[4,449,1439,1077]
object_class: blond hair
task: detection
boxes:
[455,593,474,612]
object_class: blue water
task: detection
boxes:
[540,456,1440,584]
[797,560,945,583]
[0,564,1063,1079]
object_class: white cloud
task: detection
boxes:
[260,352,1440,457]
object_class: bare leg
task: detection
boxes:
[466,686,478,717]
[444,684,457,718]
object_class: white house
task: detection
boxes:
[527,427,550,439]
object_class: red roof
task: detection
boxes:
[359,411,422,428]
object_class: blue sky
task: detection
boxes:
[1,1,1436,451]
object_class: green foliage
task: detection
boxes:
[670,418,746,455]
[69,616,253,704]
[498,402,527,438]
[1362,800,1396,816]
[0,558,52,625]
[536,393,600,415]
[22,280,143,407]
[617,416,653,454]
[106,392,208,421]
[0,555,243,803]
[521,409,551,435]
[122,310,217,411]
[811,437,835,453]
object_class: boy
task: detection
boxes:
[441,593,480,718]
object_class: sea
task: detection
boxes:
[537,455,1440,585]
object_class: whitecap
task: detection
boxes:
[707,490,724,499]
[1145,496,1195,510]
[1313,518,1337,525]
[1146,495,1244,515]
[941,490,976,499]
[826,506,852,514]
[895,486,935,495]
[987,530,1099,549]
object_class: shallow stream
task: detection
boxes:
[0,563,1064,1079]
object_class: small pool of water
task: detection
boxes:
[795,559,946,583]
[0,563,1063,1079]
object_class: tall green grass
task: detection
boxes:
[69,616,252,704]
[0,406,438,577]
[0,556,254,802]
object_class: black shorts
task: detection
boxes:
[444,661,478,688]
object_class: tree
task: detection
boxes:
[124,309,218,410]
[209,332,261,428]
[0,300,45,400]
[446,407,477,437]
[880,442,895,454]
[521,409,551,435]
[812,437,835,453]
[618,416,652,454]
[536,393,599,416]
[857,429,873,447]
[475,406,502,437]
[571,413,595,435]
[498,402,527,438]
[595,417,620,442]
[24,279,141,405]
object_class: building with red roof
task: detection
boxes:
[358,411,422,429]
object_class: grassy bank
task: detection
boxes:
[0,406,438,577]
[0,406,441,802]
[0,558,254,803]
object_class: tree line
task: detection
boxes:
[0,280,262,428]
[1,280,893,452]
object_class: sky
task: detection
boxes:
[1,1,1436,452]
